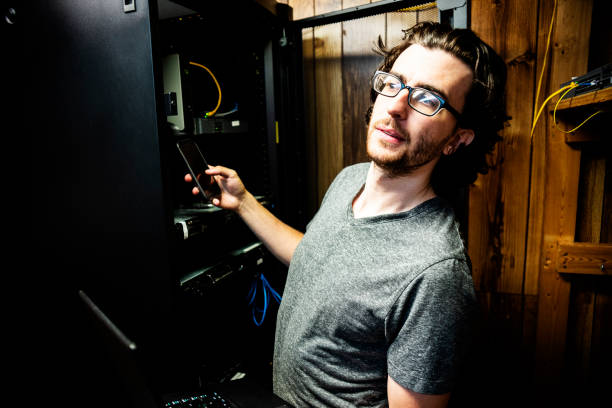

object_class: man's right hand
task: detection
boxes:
[186,165,303,266]
[185,165,249,212]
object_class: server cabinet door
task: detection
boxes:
[20,0,180,397]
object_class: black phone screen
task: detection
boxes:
[176,139,221,201]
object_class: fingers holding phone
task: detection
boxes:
[177,138,221,202]
[185,166,247,211]
[185,173,212,196]
[185,170,220,199]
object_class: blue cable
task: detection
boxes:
[247,273,282,326]
[261,274,282,303]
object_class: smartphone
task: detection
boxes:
[176,138,221,201]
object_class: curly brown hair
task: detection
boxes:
[366,22,508,196]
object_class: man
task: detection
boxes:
[187,22,507,408]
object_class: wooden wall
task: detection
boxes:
[276,0,611,404]
[470,0,611,404]
[467,0,541,401]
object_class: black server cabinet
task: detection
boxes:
[20,0,305,403]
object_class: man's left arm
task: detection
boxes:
[386,259,477,407]
[387,376,450,408]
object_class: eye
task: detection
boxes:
[411,89,440,108]
[383,78,401,91]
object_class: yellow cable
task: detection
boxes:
[528,0,601,137]
[533,0,558,122]
[397,2,437,12]
[189,61,222,117]
[530,83,575,139]
[553,86,603,133]
[555,109,603,133]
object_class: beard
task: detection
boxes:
[366,118,450,178]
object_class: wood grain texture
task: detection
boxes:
[342,9,383,167]
[523,0,556,305]
[534,0,594,383]
[565,276,612,389]
[469,0,539,295]
[576,150,606,243]
[557,242,612,275]
[554,86,612,111]
[313,0,343,204]
[290,0,319,219]
[287,0,314,20]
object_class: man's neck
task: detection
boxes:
[352,161,436,219]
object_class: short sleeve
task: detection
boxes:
[385,258,478,394]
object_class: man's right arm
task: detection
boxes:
[234,190,304,266]
[187,165,303,266]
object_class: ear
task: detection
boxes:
[443,128,475,156]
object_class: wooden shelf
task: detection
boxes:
[553,85,612,111]
[557,242,612,275]
[550,86,611,144]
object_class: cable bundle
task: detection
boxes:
[247,273,282,326]
[530,0,602,139]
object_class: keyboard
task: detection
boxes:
[164,391,236,408]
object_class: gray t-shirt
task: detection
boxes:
[273,163,478,407]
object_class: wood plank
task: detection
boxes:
[524,0,556,312]
[303,28,319,219]
[342,1,383,167]
[496,0,538,295]
[564,126,606,144]
[575,150,606,243]
[564,277,612,389]
[469,0,539,295]
[535,240,573,383]
[468,0,505,293]
[554,86,612,111]
[314,0,343,204]
[288,0,314,20]
[342,0,370,10]
[554,89,610,144]
[557,242,612,275]
[534,0,594,384]
[468,160,503,292]
[315,0,341,19]
[290,0,319,219]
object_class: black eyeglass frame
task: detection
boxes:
[371,70,462,119]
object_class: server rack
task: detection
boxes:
[21,0,305,403]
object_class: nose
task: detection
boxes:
[385,88,411,120]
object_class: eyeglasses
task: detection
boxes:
[371,71,461,118]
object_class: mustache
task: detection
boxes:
[371,118,409,141]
